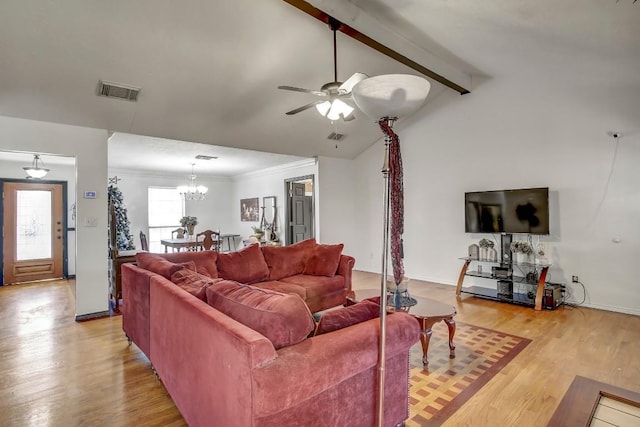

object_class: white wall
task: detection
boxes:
[0,116,108,317]
[351,76,640,315]
[231,160,317,243]
[316,156,358,253]
[107,169,234,248]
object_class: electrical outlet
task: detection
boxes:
[572,275,579,283]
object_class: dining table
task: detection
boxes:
[160,237,203,253]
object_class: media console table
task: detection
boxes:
[455,257,550,310]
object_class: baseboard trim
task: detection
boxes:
[75,310,110,322]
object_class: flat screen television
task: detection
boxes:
[465,187,549,235]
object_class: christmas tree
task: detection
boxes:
[108,184,136,251]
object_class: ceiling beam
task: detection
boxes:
[282,0,470,95]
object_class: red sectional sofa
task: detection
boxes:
[121,239,420,426]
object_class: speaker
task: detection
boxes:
[543,284,563,310]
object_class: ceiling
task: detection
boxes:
[1,0,638,175]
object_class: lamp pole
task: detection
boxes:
[377,117,396,426]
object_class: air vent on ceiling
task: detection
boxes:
[327,132,345,141]
[195,155,218,160]
[97,80,141,101]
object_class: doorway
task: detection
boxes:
[1,180,67,285]
[284,175,314,245]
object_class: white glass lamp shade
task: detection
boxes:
[351,74,431,121]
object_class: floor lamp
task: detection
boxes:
[352,75,431,427]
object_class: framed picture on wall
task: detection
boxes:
[240,197,259,222]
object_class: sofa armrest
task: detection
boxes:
[336,254,355,293]
[121,263,157,357]
[150,278,278,427]
[252,311,419,418]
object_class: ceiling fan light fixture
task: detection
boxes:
[317,99,354,121]
[23,154,50,179]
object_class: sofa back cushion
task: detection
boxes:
[315,299,380,335]
[261,238,316,281]
[157,250,219,278]
[135,252,196,279]
[216,244,269,284]
[170,268,223,301]
[206,280,315,350]
[303,243,344,277]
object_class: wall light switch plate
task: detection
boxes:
[84,217,98,227]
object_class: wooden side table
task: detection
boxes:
[348,289,456,367]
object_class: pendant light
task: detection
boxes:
[24,154,50,179]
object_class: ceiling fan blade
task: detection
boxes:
[285,100,324,115]
[278,85,327,97]
[338,72,368,93]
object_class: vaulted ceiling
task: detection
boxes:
[1,0,638,175]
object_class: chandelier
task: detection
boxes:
[177,163,208,201]
[24,154,50,179]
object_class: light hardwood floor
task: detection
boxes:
[1,272,638,426]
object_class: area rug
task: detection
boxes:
[407,322,531,426]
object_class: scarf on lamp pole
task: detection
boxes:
[378,119,404,286]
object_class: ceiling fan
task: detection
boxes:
[278,17,368,122]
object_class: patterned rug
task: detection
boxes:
[407,322,531,426]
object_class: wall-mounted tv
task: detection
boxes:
[465,187,549,235]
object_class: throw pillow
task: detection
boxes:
[206,280,315,350]
[170,268,222,301]
[135,252,196,280]
[160,250,219,278]
[315,299,380,335]
[261,238,316,281]
[303,243,344,277]
[216,243,269,284]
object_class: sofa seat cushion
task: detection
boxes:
[279,274,344,299]
[159,250,219,278]
[216,244,269,284]
[206,280,315,350]
[170,268,223,301]
[261,238,315,281]
[135,252,196,280]
[303,243,344,277]
[251,280,306,301]
[315,300,380,335]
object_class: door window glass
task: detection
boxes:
[16,190,52,260]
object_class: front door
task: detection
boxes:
[2,182,64,284]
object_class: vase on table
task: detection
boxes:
[186,224,195,237]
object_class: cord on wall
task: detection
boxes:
[588,132,621,230]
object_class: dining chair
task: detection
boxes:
[196,230,221,251]
[172,228,186,239]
